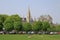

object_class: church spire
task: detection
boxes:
[26,7,31,23]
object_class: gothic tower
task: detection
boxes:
[26,7,31,23]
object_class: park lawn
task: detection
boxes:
[0,34,60,40]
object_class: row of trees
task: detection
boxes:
[0,14,60,32]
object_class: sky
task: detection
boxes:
[0,0,60,24]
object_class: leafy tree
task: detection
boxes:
[11,14,22,31]
[4,14,22,31]
[0,23,3,31]
[47,25,53,32]
[0,15,8,31]
[10,14,21,22]
[14,21,22,31]
[0,15,4,30]
[55,25,60,32]
[42,21,50,31]
[4,17,14,31]
[32,21,42,31]
[47,25,60,32]
[22,22,32,32]
[0,15,8,23]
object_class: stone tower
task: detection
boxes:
[26,7,31,23]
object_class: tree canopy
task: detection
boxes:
[32,21,42,31]
[22,22,32,31]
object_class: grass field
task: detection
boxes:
[0,34,60,40]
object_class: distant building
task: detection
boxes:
[21,17,26,22]
[20,7,53,24]
[21,7,33,23]
[38,15,52,24]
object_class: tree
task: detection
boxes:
[14,21,22,31]
[32,21,42,31]
[47,26,52,32]
[4,17,14,31]
[4,14,22,32]
[11,14,22,31]
[0,15,4,31]
[0,23,3,31]
[42,21,50,31]
[0,15,8,31]
[10,14,21,22]
[22,22,32,32]
[55,25,60,32]
[47,25,60,32]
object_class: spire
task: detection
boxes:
[26,7,31,23]
[27,6,30,17]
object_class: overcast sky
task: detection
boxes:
[0,0,60,24]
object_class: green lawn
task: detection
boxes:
[0,34,60,40]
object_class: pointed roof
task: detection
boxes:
[28,6,30,15]
[26,6,31,23]
[27,7,31,17]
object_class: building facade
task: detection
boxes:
[38,15,52,24]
